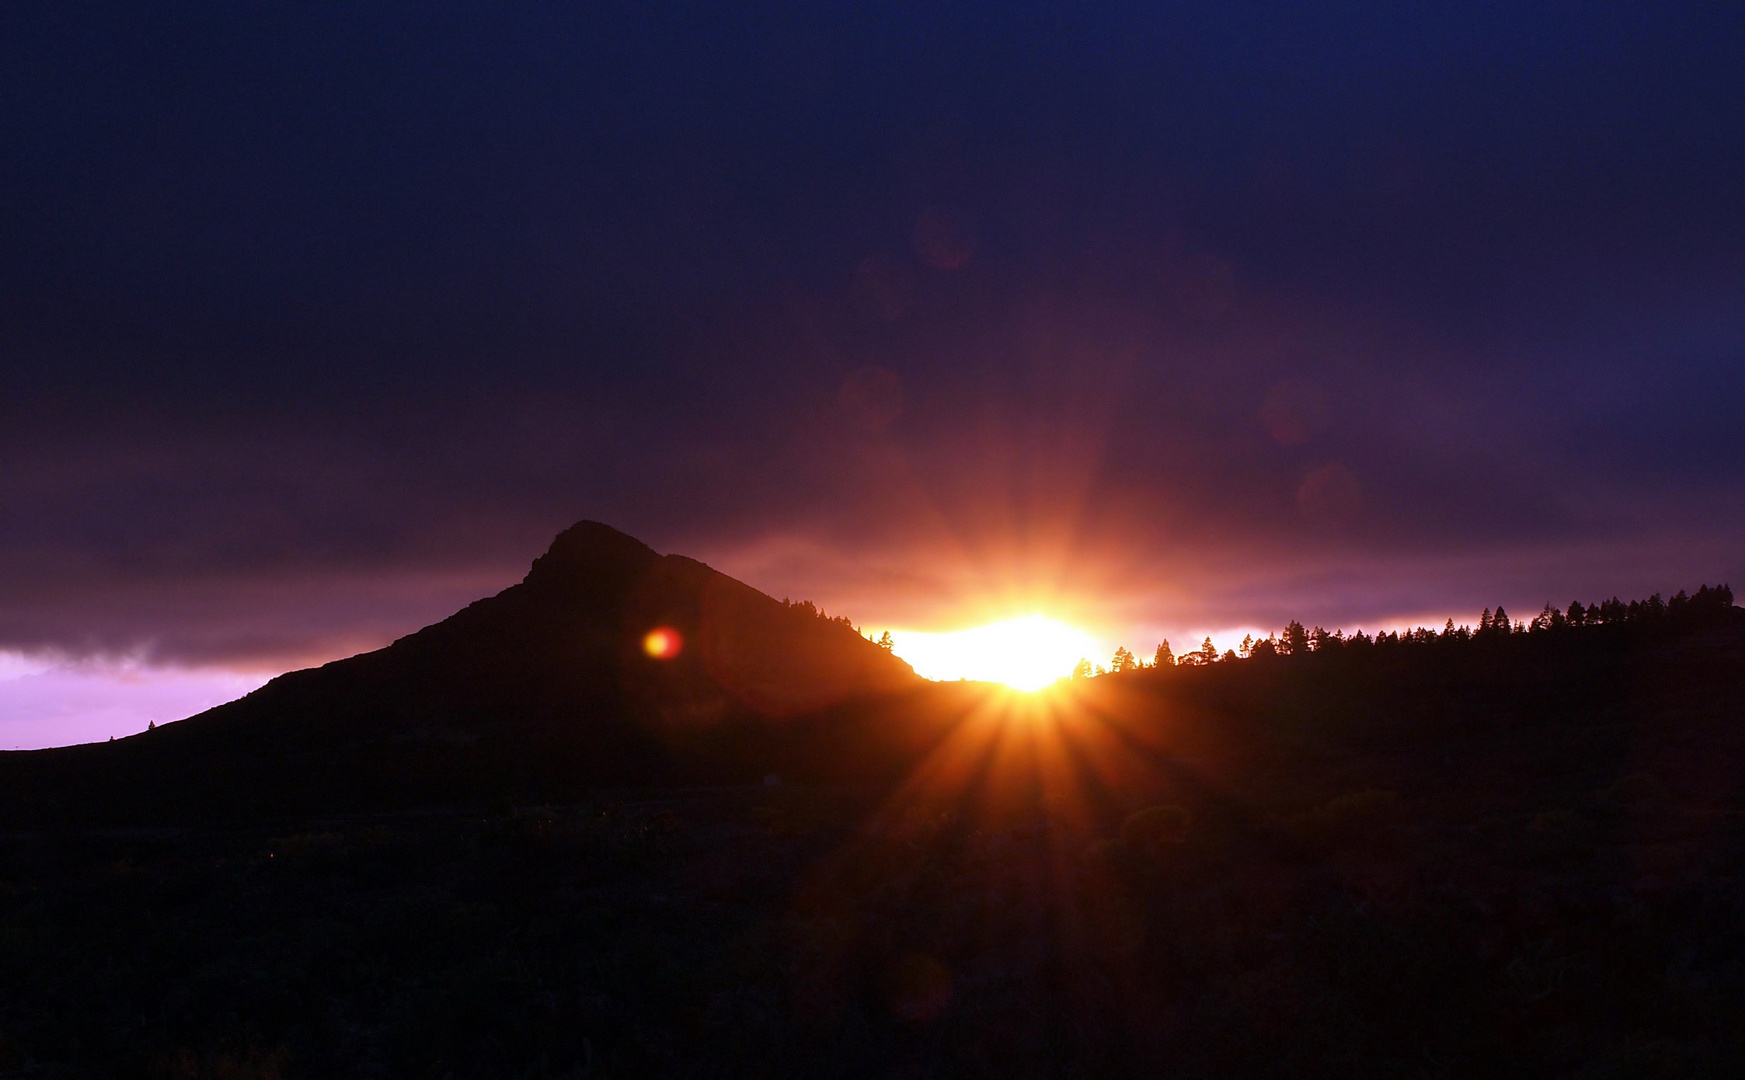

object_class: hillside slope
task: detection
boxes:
[0,521,919,822]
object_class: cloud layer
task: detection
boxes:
[0,1,1739,700]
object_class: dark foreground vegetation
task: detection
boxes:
[2,525,1741,1077]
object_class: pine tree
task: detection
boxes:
[1282,621,1309,656]
[1153,641,1174,667]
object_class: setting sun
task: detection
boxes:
[885,615,1099,691]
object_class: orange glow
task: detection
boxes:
[884,615,1099,691]
[642,626,683,659]
[837,678,1184,852]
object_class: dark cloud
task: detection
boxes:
[0,1,1740,667]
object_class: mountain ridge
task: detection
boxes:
[198,518,913,728]
[0,520,923,822]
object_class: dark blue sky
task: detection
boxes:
[1,0,1741,671]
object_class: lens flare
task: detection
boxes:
[642,627,683,659]
[885,615,1098,691]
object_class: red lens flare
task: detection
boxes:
[642,627,683,660]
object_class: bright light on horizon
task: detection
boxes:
[885,615,1100,691]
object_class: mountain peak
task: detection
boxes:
[209,518,914,744]
[523,520,661,592]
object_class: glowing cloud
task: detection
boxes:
[886,615,1100,691]
[0,652,267,749]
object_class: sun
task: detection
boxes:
[883,615,1099,691]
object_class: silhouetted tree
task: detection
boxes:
[1072,658,1093,680]
[1282,621,1309,656]
[1110,646,1137,673]
[1478,606,1517,637]
[1106,583,1736,674]
[783,598,856,629]
[1153,641,1174,667]
[876,631,895,652]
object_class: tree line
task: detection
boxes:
[782,598,899,651]
[1076,584,1736,677]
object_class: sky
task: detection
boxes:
[2,1,1741,745]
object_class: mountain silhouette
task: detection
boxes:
[4,548,1741,1074]
[221,519,914,731]
[0,521,921,823]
